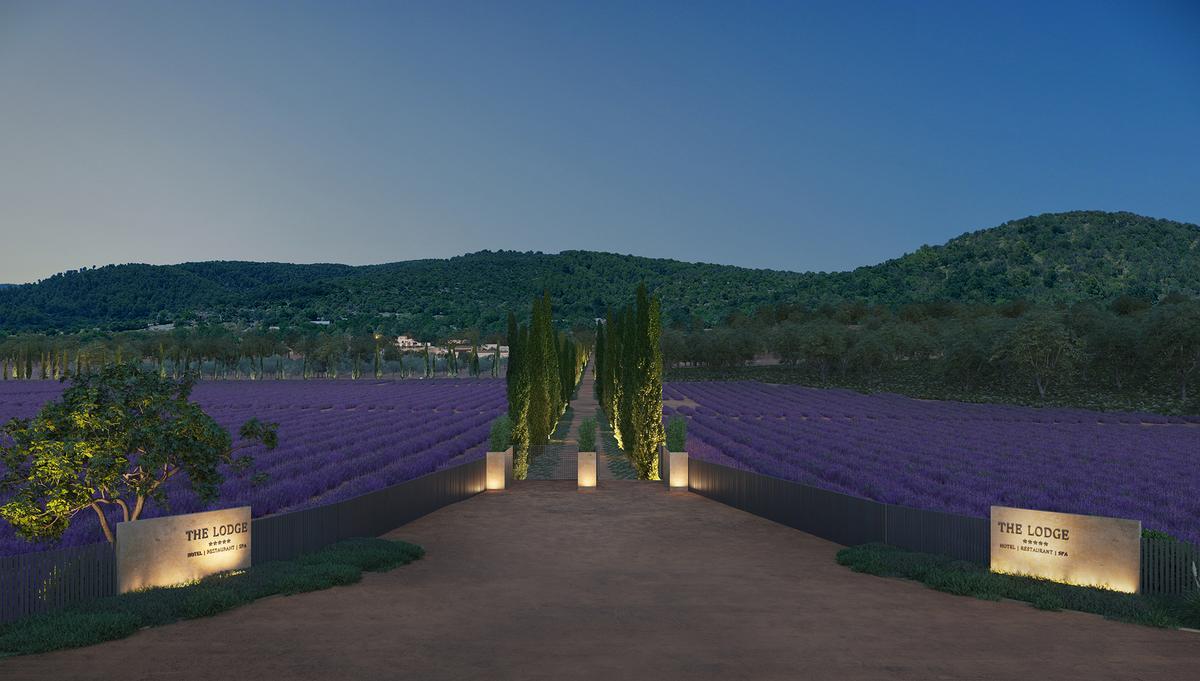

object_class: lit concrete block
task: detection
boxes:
[669,451,688,490]
[486,450,506,490]
[990,505,1141,593]
[116,507,251,593]
[578,451,597,488]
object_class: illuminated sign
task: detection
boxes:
[116,507,252,593]
[990,505,1141,593]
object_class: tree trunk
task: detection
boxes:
[90,504,115,544]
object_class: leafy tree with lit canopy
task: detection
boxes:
[0,365,277,545]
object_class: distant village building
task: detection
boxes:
[481,343,510,357]
[395,335,426,349]
[309,320,331,326]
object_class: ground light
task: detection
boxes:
[669,452,689,490]
[486,450,506,490]
[578,451,597,488]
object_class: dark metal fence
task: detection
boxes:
[0,541,116,625]
[1141,534,1199,596]
[1,459,486,623]
[689,459,1195,595]
[253,459,485,563]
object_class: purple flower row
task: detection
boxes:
[667,381,1200,545]
[0,379,506,556]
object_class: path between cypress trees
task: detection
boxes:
[525,360,637,480]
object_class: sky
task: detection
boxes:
[1,0,1198,284]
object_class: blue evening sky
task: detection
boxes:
[1,0,1197,283]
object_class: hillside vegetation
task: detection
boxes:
[1,211,1197,335]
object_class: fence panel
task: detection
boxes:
[1142,534,1198,596]
[0,541,116,624]
[688,459,1196,596]
[3,458,487,623]
[688,459,887,547]
[884,504,990,565]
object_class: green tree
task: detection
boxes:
[510,324,532,478]
[797,319,849,380]
[1148,300,1200,402]
[992,312,1081,399]
[0,365,277,544]
[629,287,664,479]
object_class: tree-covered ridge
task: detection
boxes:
[1,211,1197,334]
[845,211,1200,304]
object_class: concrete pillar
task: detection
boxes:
[486,450,506,490]
[578,451,597,488]
[668,451,688,490]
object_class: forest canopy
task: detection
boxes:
[1,211,1197,336]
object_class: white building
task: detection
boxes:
[395,335,426,349]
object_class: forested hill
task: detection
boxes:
[1,210,1197,334]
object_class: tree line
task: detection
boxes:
[0,326,503,382]
[6,213,1197,337]
[662,295,1200,411]
[505,293,588,479]
[595,283,664,480]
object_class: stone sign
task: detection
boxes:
[990,505,1141,593]
[116,506,251,593]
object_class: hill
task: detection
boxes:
[0,211,1196,334]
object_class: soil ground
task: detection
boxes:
[6,481,1198,680]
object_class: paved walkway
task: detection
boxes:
[528,360,628,480]
[8,482,1198,680]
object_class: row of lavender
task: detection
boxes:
[0,380,506,556]
[667,382,1200,546]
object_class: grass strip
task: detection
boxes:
[0,538,424,658]
[597,410,638,479]
[837,543,1200,629]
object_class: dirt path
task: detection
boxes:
[7,481,1198,680]
[528,360,621,481]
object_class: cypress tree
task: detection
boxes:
[544,294,562,426]
[506,312,520,414]
[631,285,664,479]
[511,323,532,478]
[527,296,551,451]
[593,322,605,401]
[559,333,572,404]
[617,305,636,451]
[604,307,621,429]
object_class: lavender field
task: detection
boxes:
[667,382,1200,546]
[0,379,505,556]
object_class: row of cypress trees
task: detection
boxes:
[505,292,587,478]
[594,283,664,479]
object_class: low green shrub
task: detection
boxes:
[666,416,686,452]
[837,543,1200,629]
[0,611,141,657]
[298,537,424,573]
[0,538,423,657]
[488,415,512,451]
[577,417,596,452]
